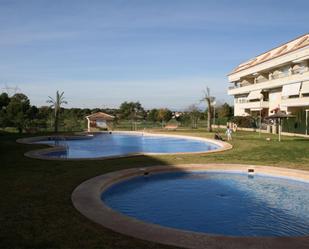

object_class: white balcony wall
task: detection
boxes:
[228,71,309,95]
[281,96,309,107]
[228,46,309,82]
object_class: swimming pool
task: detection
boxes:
[72,164,309,248]
[102,171,309,237]
[33,132,225,159]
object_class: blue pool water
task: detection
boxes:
[102,171,309,237]
[37,133,220,159]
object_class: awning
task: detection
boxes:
[247,90,262,100]
[300,81,309,94]
[281,82,301,97]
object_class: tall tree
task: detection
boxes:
[6,93,31,133]
[157,108,172,127]
[217,103,233,119]
[0,93,11,128]
[147,109,159,123]
[201,87,215,132]
[47,91,67,133]
[0,92,10,110]
[119,101,145,130]
[187,104,201,129]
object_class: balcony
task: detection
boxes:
[281,96,309,107]
[228,70,309,95]
[236,100,269,110]
[228,47,309,82]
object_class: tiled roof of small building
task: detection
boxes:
[85,112,115,121]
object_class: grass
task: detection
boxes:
[0,129,309,249]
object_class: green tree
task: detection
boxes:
[218,103,233,119]
[147,109,159,123]
[157,108,172,127]
[47,91,68,133]
[0,93,10,109]
[0,93,11,128]
[119,101,145,130]
[6,93,31,133]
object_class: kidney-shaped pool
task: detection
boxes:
[34,132,225,159]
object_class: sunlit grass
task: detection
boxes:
[0,129,308,249]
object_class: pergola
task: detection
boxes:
[85,112,115,132]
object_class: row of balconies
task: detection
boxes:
[229,65,309,90]
[256,67,308,83]
[228,46,309,82]
[235,96,309,109]
[228,70,309,95]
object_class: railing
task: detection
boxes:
[229,82,252,90]
[292,67,308,75]
[235,98,269,103]
[272,71,289,80]
[229,67,309,91]
[256,77,268,83]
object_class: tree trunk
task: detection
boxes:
[54,109,59,133]
[207,99,212,132]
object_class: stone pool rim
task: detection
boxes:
[17,131,232,161]
[71,164,309,249]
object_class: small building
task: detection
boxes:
[85,112,115,132]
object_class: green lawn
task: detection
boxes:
[0,130,308,249]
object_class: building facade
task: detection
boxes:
[228,33,309,121]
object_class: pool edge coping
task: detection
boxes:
[71,163,309,249]
[16,131,232,161]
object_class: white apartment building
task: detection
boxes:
[228,33,309,119]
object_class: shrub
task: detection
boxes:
[231,116,257,128]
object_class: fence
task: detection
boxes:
[282,108,308,135]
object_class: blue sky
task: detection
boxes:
[0,0,308,109]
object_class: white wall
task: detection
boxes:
[268,90,282,114]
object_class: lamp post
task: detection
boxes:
[259,93,264,137]
[306,109,309,135]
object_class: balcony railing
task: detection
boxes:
[229,67,309,90]
[236,100,269,109]
[256,77,268,83]
[228,82,252,90]
[281,96,309,107]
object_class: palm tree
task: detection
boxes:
[47,91,67,133]
[200,87,215,132]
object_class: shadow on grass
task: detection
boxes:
[1,131,309,249]
[0,132,179,249]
